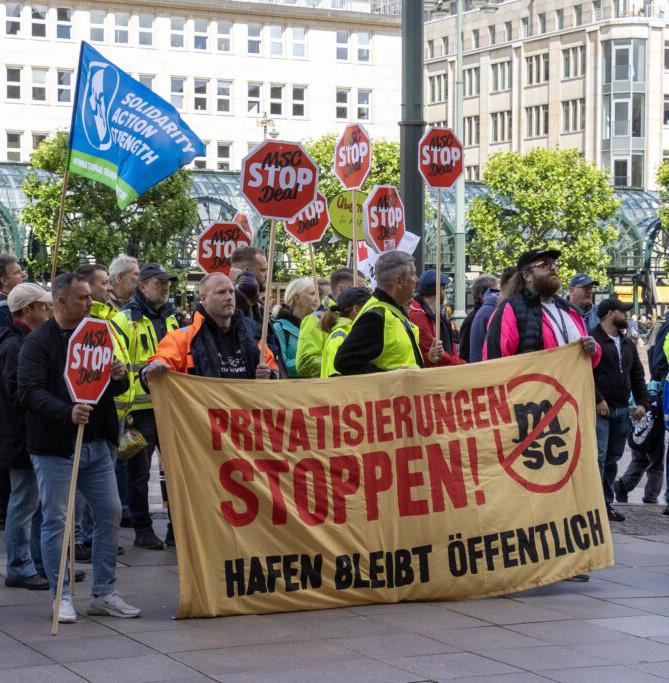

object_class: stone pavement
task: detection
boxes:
[1,501,669,683]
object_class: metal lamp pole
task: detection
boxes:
[453,0,466,323]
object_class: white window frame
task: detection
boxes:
[248,82,261,114]
[31,67,47,102]
[357,89,371,121]
[5,2,21,36]
[270,83,284,115]
[217,142,231,171]
[248,23,262,55]
[269,25,284,56]
[32,132,48,150]
[538,13,546,34]
[464,67,480,97]
[505,21,512,41]
[525,104,549,138]
[138,74,154,90]
[526,53,549,85]
[114,11,129,45]
[31,5,47,38]
[6,131,22,161]
[291,26,306,57]
[57,69,72,102]
[217,80,231,113]
[357,31,371,62]
[336,87,350,120]
[193,78,208,111]
[170,77,185,110]
[138,13,153,46]
[574,4,583,25]
[6,66,21,100]
[56,7,72,39]
[217,20,231,52]
[488,25,496,46]
[472,28,479,49]
[194,18,208,50]
[490,61,511,92]
[337,31,349,61]
[555,9,564,30]
[171,16,185,49]
[292,85,306,117]
[464,115,480,146]
[90,9,105,42]
[490,111,512,143]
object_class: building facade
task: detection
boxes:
[0,0,401,170]
[424,0,669,191]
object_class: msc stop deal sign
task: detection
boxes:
[362,185,405,253]
[333,123,372,190]
[418,127,464,188]
[198,222,252,275]
[65,317,114,404]
[241,140,319,221]
[284,191,330,245]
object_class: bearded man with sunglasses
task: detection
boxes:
[483,248,601,366]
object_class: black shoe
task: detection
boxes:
[165,525,175,548]
[37,569,85,583]
[4,573,50,590]
[663,506,669,515]
[120,514,133,528]
[607,505,625,522]
[643,497,658,504]
[117,546,124,556]
[613,479,628,504]
[133,529,164,550]
[75,543,92,563]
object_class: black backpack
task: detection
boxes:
[628,392,664,453]
[650,321,669,381]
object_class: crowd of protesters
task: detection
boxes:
[0,244,666,621]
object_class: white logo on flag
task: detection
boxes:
[81,61,119,152]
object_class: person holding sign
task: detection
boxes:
[17,273,139,623]
[334,251,428,375]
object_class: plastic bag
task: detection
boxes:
[118,418,147,461]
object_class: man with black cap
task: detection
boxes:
[484,248,600,364]
[568,273,599,333]
[592,297,650,522]
[112,264,179,549]
[408,270,464,367]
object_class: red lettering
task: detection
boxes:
[471,387,490,429]
[293,458,328,526]
[230,409,252,450]
[392,396,414,438]
[432,393,457,434]
[375,399,393,442]
[308,406,329,449]
[488,385,512,425]
[251,408,264,451]
[255,459,290,524]
[363,450,392,521]
[454,390,474,431]
[288,409,311,451]
[262,408,286,451]
[209,409,228,450]
[219,459,258,526]
[426,440,467,510]
[342,403,364,446]
[396,446,428,516]
[330,455,360,524]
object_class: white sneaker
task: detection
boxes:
[53,594,77,623]
[87,591,141,618]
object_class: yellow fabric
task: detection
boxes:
[112,308,178,412]
[151,342,613,618]
[320,317,352,378]
[355,295,422,371]
[295,311,327,378]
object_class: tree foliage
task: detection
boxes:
[22,131,199,277]
[657,161,669,236]
[467,148,620,284]
[273,134,400,281]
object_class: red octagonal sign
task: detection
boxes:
[64,317,114,404]
[418,127,464,188]
[284,191,330,245]
[333,123,372,190]
[198,222,251,275]
[241,140,319,221]
[362,185,405,253]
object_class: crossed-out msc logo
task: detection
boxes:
[81,60,120,152]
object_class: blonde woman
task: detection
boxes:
[272,278,319,377]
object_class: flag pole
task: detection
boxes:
[308,244,319,303]
[352,189,359,286]
[259,220,277,360]
[50,167,70,284]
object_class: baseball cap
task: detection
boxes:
[597,297,633,318]
[516,248,561,272]
[7,282,52,312]
[336,287,371,312]
[139,263,176,282]
[417,269,450,295]
[569,273,599,288]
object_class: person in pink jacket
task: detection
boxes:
[483,248,601,367]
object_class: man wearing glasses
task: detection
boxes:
[483,248,601,365]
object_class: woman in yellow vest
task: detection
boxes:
[319,287,371,378]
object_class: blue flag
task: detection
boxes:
[68,42,205,208]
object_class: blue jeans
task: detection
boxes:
[31,439,121,597]
[596,408,631,505]
[5,468,42,580]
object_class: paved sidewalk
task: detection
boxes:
[1,503,669,683]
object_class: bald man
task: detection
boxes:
[142,273,278,381]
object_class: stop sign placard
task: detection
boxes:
[418,127,464,188]
[284,192,330,245]
[198,222,251,275]
[64,317,114,404]
[362,185,406,253]
[241,140,319,221]
[233,212,253,241]
[333,123,372,190]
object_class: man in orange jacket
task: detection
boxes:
[142,273,278,382]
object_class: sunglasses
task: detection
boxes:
[527,260,559,272]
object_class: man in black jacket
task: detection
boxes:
[18,273,140,624]
[593,297,650,522]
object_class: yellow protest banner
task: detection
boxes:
[151,342,613,618]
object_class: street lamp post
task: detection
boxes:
[257,112,278,139]
[453,0,466,322]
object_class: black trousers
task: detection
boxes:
[127,409,157,532]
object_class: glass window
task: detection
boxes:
[31,67,47,101]
[217,143,231,171]
[442,36,449,54]
[248,23,261,54]
[665,41,669,70]
[170,77,185,109]
[292,85,306,117]
[6,132,21,161]
[31,5,46,37]
[613,159,628,186]
[193,147,207,170]
[357,31,370,62]
[57,7,71,39]
[521,16,529,37]
[464,116,480,146]
[593,0,602,19]
[613,99,629,136]
[336,31,349,60]
[138,74,154,90]
[574,4,583,25]
[248,82,261,113]
[632,93,644,137]
[336,88,349,119]
[270,84,283,115]
[358,89,371,120]
[217,20,231,52]
[664,96,669,126]
[488,25,496,45]
[614,45,629,80]
[505,21,512,41]
[139,13,153,46]
[90,10,105,42]
[555,9,564,29]
[194,78,208,111]
[171,16,185,48]
[490,111,511,142]
[6,67,21,99]
[114,12,129,44]
[194,18,208,50]
[602,95,611,138]
[6,3,20,35]
[426,39,434,59]
[291,27,306,57]
[32,133,47,150]
[270,25,283,56]
[632,39,645,81]
[631,154,643,187]
[472,28,479,48]
[464,67,480,96]
[57,69,72,102]
[217,80,231,113]
[538,13,546,33]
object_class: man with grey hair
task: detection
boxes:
[108,255,139,310]
[459,273,498,362]
[335,251,437,375]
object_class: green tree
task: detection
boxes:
[658,160,669,236]
[22,131,199,276]
[467,148,620,284]
[273,134,400,281]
